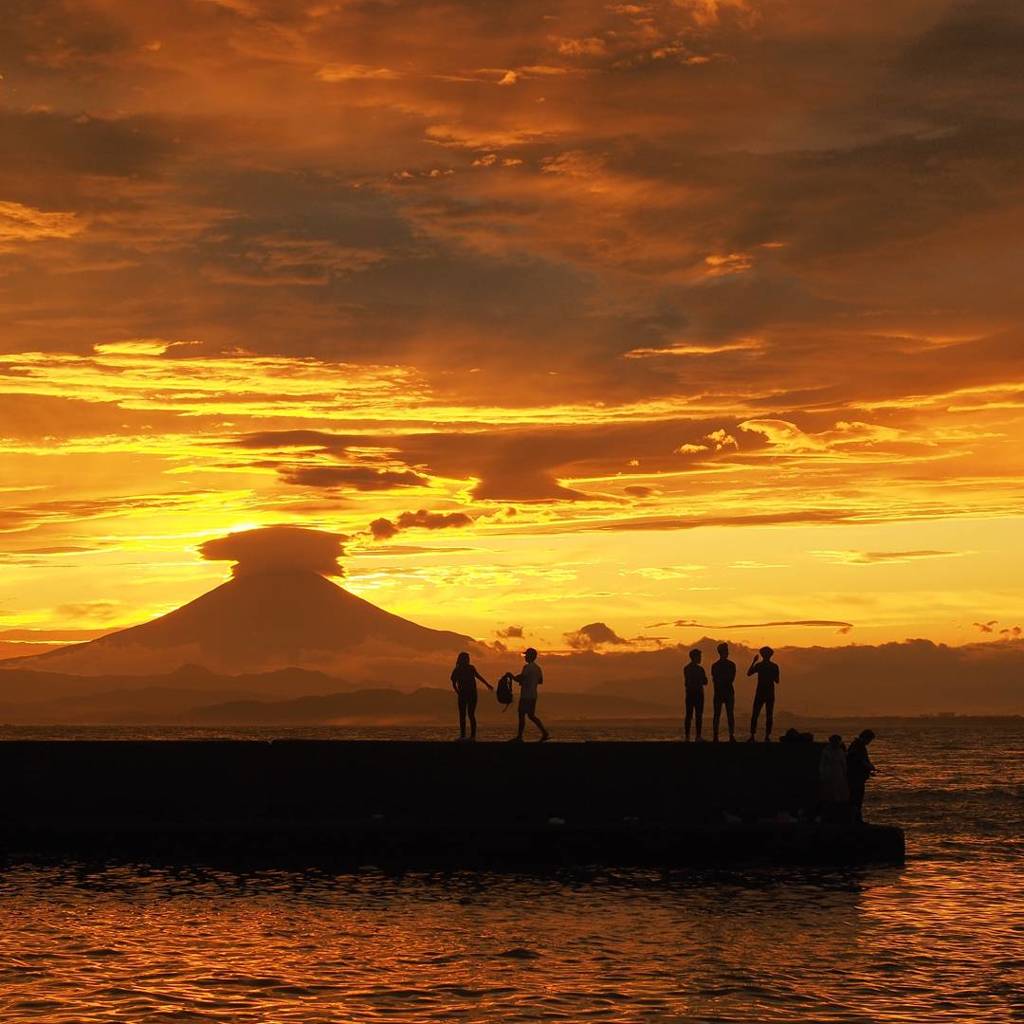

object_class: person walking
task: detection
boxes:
[747,646,780,742]
[711,642,737,742]
[683,648,708,741]
[846,729,877,823]
[509,647,550,742]
[450,651,493,741]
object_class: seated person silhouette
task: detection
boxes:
[747,646,780,742]
[819,734,849,823]
[683,648,707,741]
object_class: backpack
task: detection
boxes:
[496,673,514,709]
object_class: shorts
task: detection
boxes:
[519,697,538,716]
[685,688,705,714]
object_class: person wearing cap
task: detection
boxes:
[509,647,550,742]
[747,645,780,742]
[711,641,737,742]
[682,648,708,741]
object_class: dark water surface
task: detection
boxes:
[2,721,1022,1022]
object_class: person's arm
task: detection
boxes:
[450,669,459,692]
[747,657,760,676]
[702,667,708,687]
[475,668,494,691]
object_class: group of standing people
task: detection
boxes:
[683,643,780,743]
[453,641,778,746]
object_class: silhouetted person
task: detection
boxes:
[819,734,849,823]
[683,648,707,741]
[747,646,780,742]
[510,647,550,742]
[711,641,736,742]
[450,651,493,741]
[847,729,876,823]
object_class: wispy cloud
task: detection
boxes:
[663,619,855,635]
[0,201,83,248]
[814,550,965,565]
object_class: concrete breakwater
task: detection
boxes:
[0,740,905,866]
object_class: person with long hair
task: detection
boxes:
[450,650,493,741]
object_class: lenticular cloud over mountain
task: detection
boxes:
[200,525,346,578]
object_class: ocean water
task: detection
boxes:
[1,720,1022,1023]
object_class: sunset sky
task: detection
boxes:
[1,0,1022,654]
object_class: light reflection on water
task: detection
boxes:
[1,721,1022,1023]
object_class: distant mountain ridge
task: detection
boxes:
[0,668,672,725]
[1,636,1023,720]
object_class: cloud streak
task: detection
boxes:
[665,619,855,635]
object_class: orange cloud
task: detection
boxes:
[0,201,83,249]
[370,509,474,541]
[565,621,631,649]
[200,525,346,578]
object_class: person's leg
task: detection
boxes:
[750,692,764,739]
[467,692,478,739]
[528,712,549,740]
[694,690,704,740]
[764,691,775,740]
[726,694,736,740]
[684,692,694,740]
[712,693,722,741]
[516,705,526,739]
[458,693,468,739]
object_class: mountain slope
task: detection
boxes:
[0,571,476,676]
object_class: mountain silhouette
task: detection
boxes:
[0,570,476,676]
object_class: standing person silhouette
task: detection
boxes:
[747,646,780,742]
[509,647,550,743]
[683,648,707,741]
[846,729,877,823]
[711,642,737,742]
[450,651,493,741]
